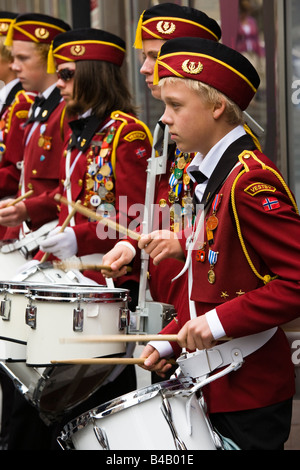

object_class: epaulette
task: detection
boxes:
[5,90,34,132]
[231,150,299,285]
[110,110,152,178]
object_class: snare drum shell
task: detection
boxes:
[0,283,30,344]
[25,286,128,366]
[0,250,27,281]
[61,381,219,450]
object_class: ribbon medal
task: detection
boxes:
[208,249,219,284]
[206,193,222,245]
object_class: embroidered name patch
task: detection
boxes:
[124,131,146,142]
[244,182,276,196]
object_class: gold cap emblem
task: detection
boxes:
[156,21,176,35]
[70,45,86,57]
[35,28,50,40]
[182,59,203,75]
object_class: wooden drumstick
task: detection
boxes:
[51,357,176,365]
[5,190,34,207]
[53,260,113,272]
[53,259,132,273]
[60,334,179,344]
[40,199,81,263]
[54,194,141,241]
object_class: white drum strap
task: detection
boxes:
[177,327,277,383]
[1,219,58,253]
[64,149,82,226]
[172,209,206,320]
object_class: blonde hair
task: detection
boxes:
[160,76,244,126]
[0,37,13,62]
[35,42,51,65]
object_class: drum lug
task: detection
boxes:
[25,302,37,329]
[0,294,11,321]
[119,307,129,330]
[93,420,110,450]
[73,307,84,332]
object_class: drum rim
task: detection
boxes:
[0,282,31,293]
[0,282,129,302]
[26,284,129,303]
[60,377,194,442]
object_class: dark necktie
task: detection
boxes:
[26,95,46,124]
[67,116,95,150]
[190,170,208,212]
[189,170,207,184]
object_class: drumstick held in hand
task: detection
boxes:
[53,259,132,273]
[54,194,141,241]
[60,334,179,343]
[5,190,34,207]
[40,199,81,263]
[51,357,177,365]
[53,260,113,272]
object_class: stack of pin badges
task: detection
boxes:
[86,125,116,215]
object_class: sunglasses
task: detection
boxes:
[56,68,75,81]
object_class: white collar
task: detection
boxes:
[188,125,246,182]
[39,83,57,100]
[0,78,20,108]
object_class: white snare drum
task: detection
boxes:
[58,378,223,450]
[0,244,28,281]
[25,284,129,366]
[0,282,30,345]
[0,360,120,423]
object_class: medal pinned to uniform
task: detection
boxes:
[206,193,222,245]
[99,161,112,177]
[207,249,219,284]
[196,242,207,262]
[0,142,6,162]
[38,124,52,151]
[88,159,98,176]
[106,126,116,144]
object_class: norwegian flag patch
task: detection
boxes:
[262,197,280,211]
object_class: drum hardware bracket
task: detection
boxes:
[129,302,177,337]
[73,297,84,332]
[189,354,244,395]
[93,419,110,450]
[177,348,224,380]
[0,293,11,321]
[25,296,37,329]
[119,307,130,330]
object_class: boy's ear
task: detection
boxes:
[212,97,226,120]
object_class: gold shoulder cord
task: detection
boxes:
[60,106,67,142]
[110,110,153,179]
[231,150,299,285]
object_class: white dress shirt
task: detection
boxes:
[0,78,20,113]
